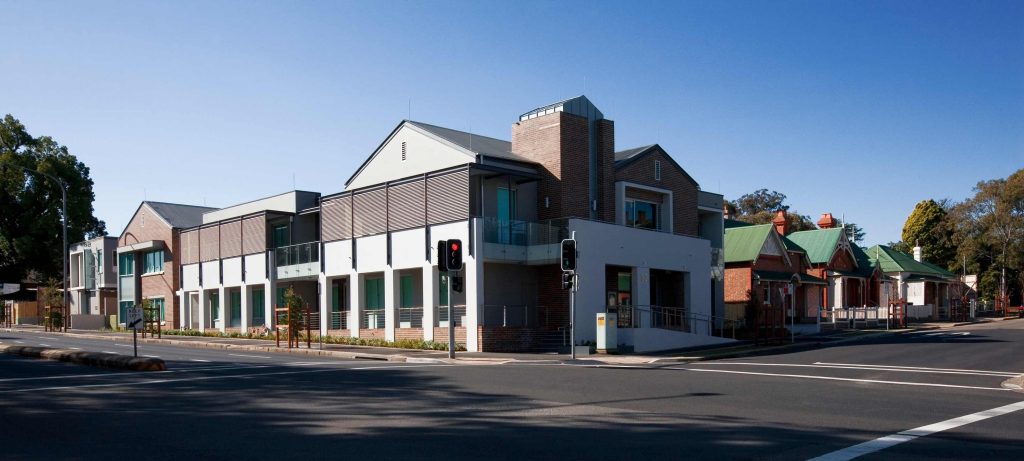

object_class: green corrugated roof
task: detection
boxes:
[724,224,773,263]
[863,245,956,279]
[850,244,879,277]
[783,228,845,264]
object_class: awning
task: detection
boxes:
[797,273,828,285]
[117,240,165,254]
[753,270,800,283]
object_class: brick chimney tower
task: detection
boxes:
[817,212,836,229]
[511,96,615,222]
[772,210,789,235]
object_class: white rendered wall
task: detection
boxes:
[569,218,712,346]
[244,253,267,281]
[182,264,200,291]
[222,257,243,286]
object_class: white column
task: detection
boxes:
[349,273,361,338]
[635,266,651,328]
[240,285,250,333]
[384,267,397,342]
[422,263,437,342]
[197,289,207,332]
[318,273,329,336]
[179,291,188,330]
[264,280,273,328]
[465,253,483,352]
[217,286,226,333]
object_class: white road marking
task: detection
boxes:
[113,344,132,348]
[808,400,1024,461]
[69,347,81,350]
[0,364,449,393]
[38,344,51,347]
[288,361,369,366]
[15,340,24,344]
[142,355,160,358]
[698,361,1018,378]
[101,351,118,355]
[228,353,271,359]
[675,368,1011,392]
[0,365,271,383]
[190,359,211,363]
[813,362,1020,376]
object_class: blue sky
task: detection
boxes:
[2,0,1021,246]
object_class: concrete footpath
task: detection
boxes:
[5,317,1017,368]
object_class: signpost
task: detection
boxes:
[126,306,143,357]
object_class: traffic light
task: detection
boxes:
[445,239,463,271]
[561,272,574,290]
[452,276,464,293]
[437,240,448,271]
[560,239,577,272]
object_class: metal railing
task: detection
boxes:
[608,305,735,338]
[274,241,320,267]
[399,307,423,328]
[481,218,564,246]
[482,304,532,327]
[329,310,348,330]
[361,308,385,329]
[437,304,466,327]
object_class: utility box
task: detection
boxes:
[596,312,617,353]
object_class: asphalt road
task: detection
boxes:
[1,321,1022,460]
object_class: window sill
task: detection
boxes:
[141,271,165,277]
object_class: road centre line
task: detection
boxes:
[813,362,1021,376]
[0,364,449,394]
[38,344,51,347]
[808,400,1024,461]
[673,367,1011,392]
[101,351,118,354]
[696,361,1018,378]
[113,344,132,347]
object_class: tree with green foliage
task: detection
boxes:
[901,199,956,269]
[727,189,816,233]
[953,169,1024,303]
[0,114,106,282]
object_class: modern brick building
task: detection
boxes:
[176,96,730,352]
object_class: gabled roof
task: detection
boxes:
[784,228,849,265]
[865,245,956,279]
[344,120,536,188]
[613,144,699,187]
[143,201,217,229]
[850,244,880,278]
[725,224,776,263]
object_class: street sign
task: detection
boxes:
[126,306,143,330]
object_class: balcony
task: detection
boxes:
[274,241,320,280]
[480,217,564,264]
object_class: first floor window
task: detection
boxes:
[364,278,384,310]
[624,199,662,230]
[118,253,134,276]
[119,301,133,323]
[143,250,164,274]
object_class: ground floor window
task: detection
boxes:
[252,288,265,325]
[147,297,165,321]
[230,291,241,327]
[119,301,133,322]
[210,293,220,323]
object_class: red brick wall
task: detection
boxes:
[433,326,467,345]
[615,149,699,236]
[536,265,569,329]
[119,204,181,328]
[755,255,791,272]
[395,328,424,341]
[360,328,385,339]
[725,265,752,303]
[596,119,616,222]
[830,249,856,272]
[511,112,592,220]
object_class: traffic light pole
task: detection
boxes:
[570,279,576,360]
[447,271,455,359]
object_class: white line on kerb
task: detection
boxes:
[676,368,1010,392]
[228,353,271,359]
[808,400,1024,461]
[190,359,211,362]
[699,361,1019,378]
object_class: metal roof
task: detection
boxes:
[405,121,535,163]
[144,201,217,229]
[724,224,774,263]
[784,228,847,265]
[863,245,956,279]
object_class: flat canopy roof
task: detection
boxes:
[117,240,165,254]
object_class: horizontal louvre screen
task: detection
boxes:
[199,226,220,262]
[353,188,386,237]
[322,196,352,242]
[181,230,199,265]
[388,180,425,231]
[427,170,469,224]
[241,216,265,255]
[220,220,242,258]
